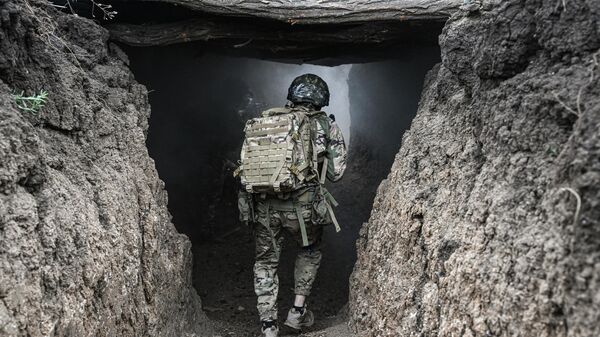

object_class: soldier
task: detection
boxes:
[237,74,347,337]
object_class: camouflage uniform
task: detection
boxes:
[245,105,347,322]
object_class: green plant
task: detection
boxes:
[13,90,48,114]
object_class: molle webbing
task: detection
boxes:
[325,199,341,233]
[246,120,289,131]
[262,107,290,116]
[246,127,289,138]
[242,120,291,188]
[239,107,316,193]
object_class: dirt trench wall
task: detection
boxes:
[0,1,209,336]
[350,1,600,336]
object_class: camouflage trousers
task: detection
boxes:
[253,190,323,321]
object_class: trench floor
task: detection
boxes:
[210,314,355,337]
[193,224,353,337]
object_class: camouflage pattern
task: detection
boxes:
[253,188,323,321]
[309,109,347,182]
[238,105,347,195]
[287,74,330,108]
[239,108,311,193]
[321,116,346,182]
[241,103,347,322]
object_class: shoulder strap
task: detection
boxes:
[314,113,331,139]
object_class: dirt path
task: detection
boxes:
[209,311,356,337]
[194,224,354,337]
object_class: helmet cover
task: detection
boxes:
[287,73,330,108]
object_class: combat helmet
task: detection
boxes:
[287,74,330,108]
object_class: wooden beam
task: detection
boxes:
[114,0,461,24]
[107,18,438,47]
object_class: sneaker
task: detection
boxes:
[261,321,279,337]
[284,307,314,330]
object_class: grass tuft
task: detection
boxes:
[12,90,48,114]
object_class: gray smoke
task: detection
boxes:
[122,43,439,317]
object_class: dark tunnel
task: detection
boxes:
[108,2,442,331]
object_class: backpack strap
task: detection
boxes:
[307,111,330,138]
[325,198,341,233]
[294,203,309,247]
[310,113,331,168]
[306,112,324,179]
[319,157,328,185]
[269,155,287,191]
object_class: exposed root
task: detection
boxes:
[575,50,600,116]
[553,92,579,117]
[576,86,583,116]
[556,0,568,12]
[554,51,600,118]
[590,51,599,82]
[234,39,253,48]
[51,0,118,20]
[558,187,581,227]
[23,0,85,70]
[89,1,117,20]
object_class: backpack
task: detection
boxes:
[239,107,322,194]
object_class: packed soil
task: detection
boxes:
[193,223,354,336]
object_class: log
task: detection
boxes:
[115,0,461,24]
[107,17,444,64]
[107,18,439,47]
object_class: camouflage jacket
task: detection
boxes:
[295,105,347,182]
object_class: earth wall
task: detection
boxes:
[0,1,210,335]
[350,1,600,336]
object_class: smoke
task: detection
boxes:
[123,45,354,239]
[241,61,352,141]
[122,43,440,318]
